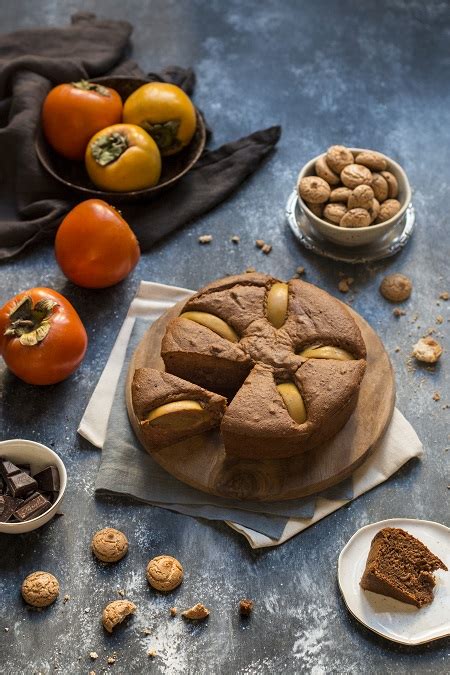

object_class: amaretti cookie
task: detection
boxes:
[21,571,60,608]
[132,368,227,448]
[146,555,183,591]
[91,528,128,563]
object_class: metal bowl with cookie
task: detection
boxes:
[296,146,412,247]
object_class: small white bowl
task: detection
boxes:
[297,148,412,247]
[0,439,67,534]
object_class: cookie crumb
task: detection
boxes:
[170,607,177,617]
[255,239,265,249]
[107,656,116,664]
[231,235,240,244]
[63,595,70,604]
[198,235,212,244]
[338,277,354,293]
[117,589,125,598]
[239,598,253,616]
[439,291,448,301]
[181,603,209,620]
[436,315,444,324]
[432,392,441,401]
[142,627,152,635]
[296,266,305,276]
[394,347,400,352]
[262,243,272,255]
[4,627,8,632]
[412,337,443,363]
[148,649,157,658]
[245,267,256,273]
[89,652,98,660]
[89,671,96,675]
[393,308,406,317]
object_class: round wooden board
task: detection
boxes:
[125,300,396,502]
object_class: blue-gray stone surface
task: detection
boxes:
[0,1,448,673]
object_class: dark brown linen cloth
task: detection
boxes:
[0,13,281,260]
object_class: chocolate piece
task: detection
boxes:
[14,492,51,521]
[18,464,32,476]
[0,460,59,523]
[7,472,38,498]
[0,495,16,523]
[0,459,22,479]
[33,466,60,493]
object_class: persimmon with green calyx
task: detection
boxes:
[0,288,88,385]
[42,81,123,160]
[55,200,140,288]
[85,124,161,191]
[123,82,197,156]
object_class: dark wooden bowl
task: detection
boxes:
[35,76,207,204]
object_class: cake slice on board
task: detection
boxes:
[360,527,447,607]
[161,316,252,398]
[132,368,227,448]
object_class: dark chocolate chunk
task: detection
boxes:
[33,466,60,493]
[14,493,51,521]
[0,495,16,522]
[0,460,60,523]
[7,472,38,498]
[18,464,32,476]
[0,459,22,479]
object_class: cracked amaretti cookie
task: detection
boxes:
[132,273,366,459]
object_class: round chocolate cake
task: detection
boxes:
[132,273,367,459]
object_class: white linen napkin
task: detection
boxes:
[78,281,423,549]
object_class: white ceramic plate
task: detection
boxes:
[338,518,450,645]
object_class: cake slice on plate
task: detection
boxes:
[132,368,227,448]
[360,527,447,608]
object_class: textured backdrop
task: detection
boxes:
[0,1,449,673]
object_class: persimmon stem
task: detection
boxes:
[72,80,110,97]
[4,296,57,346]
[140,119,181,151]
[91,132,129,166]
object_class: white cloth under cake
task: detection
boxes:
[78,281,423,549]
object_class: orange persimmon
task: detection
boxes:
[55,199,140,288]
[0,288,88,385]
[42,80,122,160]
